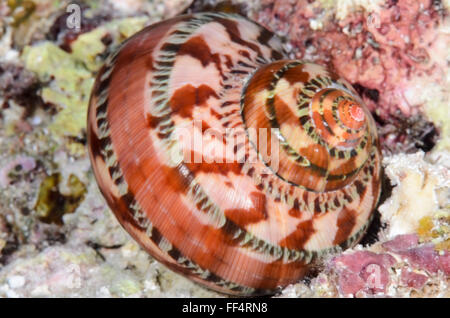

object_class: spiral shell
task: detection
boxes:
[87,12,382,295]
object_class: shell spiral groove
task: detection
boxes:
[87,12,382,295]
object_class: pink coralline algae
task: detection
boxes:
[382,234,450,275]
[256,0,447,122]
[0,156,36,187]
[401,269,428,289]
[331,234,449,296]
[382,233,419,252]
[332,251,396,296]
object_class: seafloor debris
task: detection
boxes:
[0,63,41,110]
[379,151,449,240]
[280,233,449,298]
[0,156,36,188]
[7,0,36,28]
[331,250,397,296]
[34,173,87,225]
[329,234,449,297]
[376,113,439,154]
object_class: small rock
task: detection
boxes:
[30,285,51,297]
[401,269,428,289]
[7,275,25,289]
[398,244,440,274]
[332,251,396,296]
[382,234,419,252]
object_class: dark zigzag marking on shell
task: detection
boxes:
[236,120,376,214]
[244,145,379,214]
[240,62,350,192]
[237,102,377,213]
[217,53,269,130]
[241,124,368,194]
[210,12,283,65]
[316,91,369,165]
[264,61,313,168]
[317,88,339,136]
[297,76,369,160]
[258,62,368,187]
[221,56,378,213]
[146,15,264,293]
[240,64,329,193]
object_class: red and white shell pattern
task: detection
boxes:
[87,12,382,295]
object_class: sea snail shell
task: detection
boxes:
[87,12,382,295]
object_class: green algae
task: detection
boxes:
[7,0,36,27]
[71,16,148,72]
[22,42,94,138]
[21,16,148,139]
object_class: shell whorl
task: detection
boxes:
[87,12,382,295]
[242,60,376,192]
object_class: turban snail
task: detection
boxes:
[87,12,382,295]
